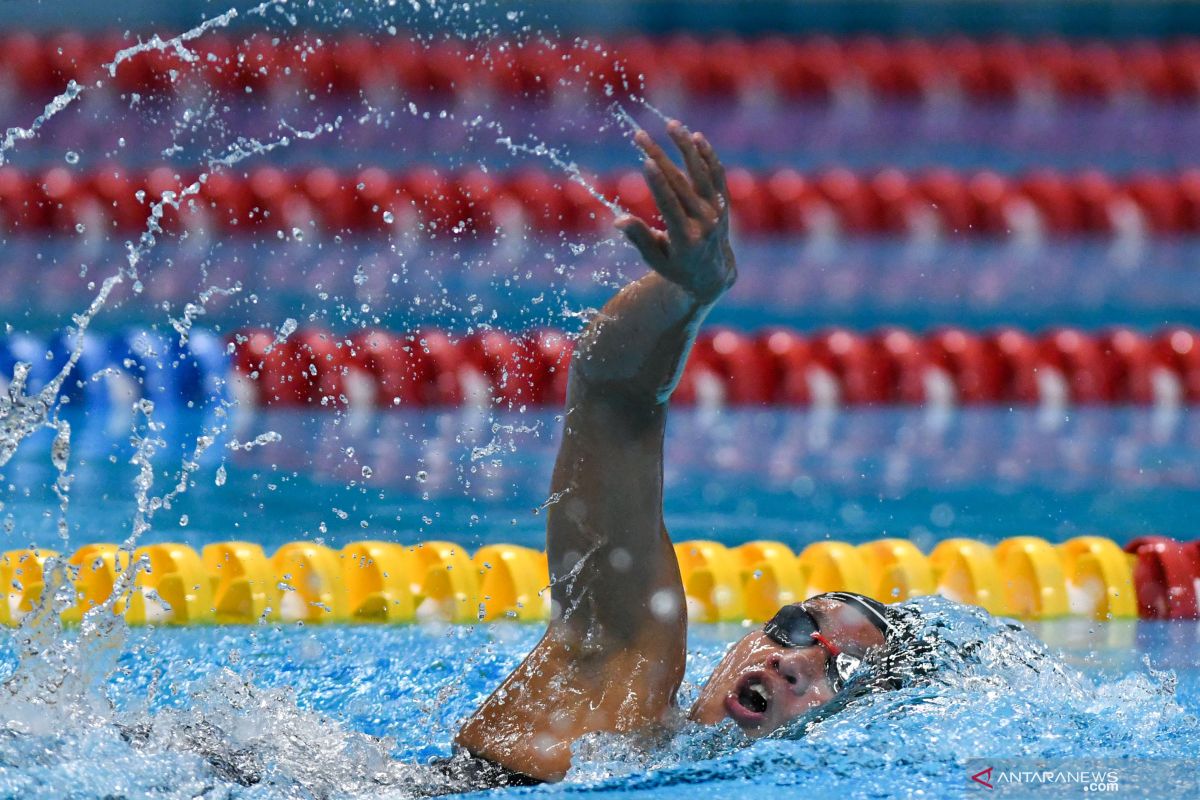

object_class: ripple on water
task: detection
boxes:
[2,600,1196,798]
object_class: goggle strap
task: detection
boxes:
[810,631,842,657]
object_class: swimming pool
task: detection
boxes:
[5,406,1198,551]
[1,7,1199,797]
[1,406,1199,797]
[1,601,1197,798]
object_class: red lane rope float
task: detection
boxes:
[228,325,1200,408]
[11,166,1200,238]
[1124,536,1200,620]
[13,33,1200,103]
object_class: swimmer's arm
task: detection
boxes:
[546,122,736,640]
[453,124,735,782]
[572,126,736,405]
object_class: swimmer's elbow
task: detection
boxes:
[567,350,664,411]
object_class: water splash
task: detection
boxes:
[493,129,628,219]
[0,9,585,792]
[168,282,244,344]
[228,430,284,452]
[0,1,285,168]
[566,598,1200,796]
[0,17,347,473]
[9,7,1191,800]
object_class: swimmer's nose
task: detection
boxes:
[768,649,825,694]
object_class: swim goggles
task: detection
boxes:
[762,592,897,693]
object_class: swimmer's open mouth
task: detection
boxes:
[725,672,771,727]
[739,680,769,713]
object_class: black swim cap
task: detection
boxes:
[810,591,903,642]
[806,591,924,694]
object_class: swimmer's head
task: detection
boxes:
[689,592,906,736]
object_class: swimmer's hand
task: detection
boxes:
[615,121,737,305]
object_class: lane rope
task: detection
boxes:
[6,325,1197,409]
[5,535,1197,626]
[7,166,1200,237]
[6,34,1200,105]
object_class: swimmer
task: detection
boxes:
[118,121,915,796]
[428,122,914,793]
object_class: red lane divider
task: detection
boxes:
[12,33,1200,103]
[12,166,1200,238]
[1124,536,1200,620]
[228,325,1200,409]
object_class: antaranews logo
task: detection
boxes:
[967,758,1199,795]
[971,767,993,789]
[966,759,1122,793]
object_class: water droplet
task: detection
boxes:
[51,422,71,472]
[215,465,227,486]
[382,211,395,224]
[361,465,373,479]
[75,223,86,234]
[64,150,79,164]
[415,470,428,482]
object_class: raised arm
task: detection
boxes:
[454,122,735,781]
[547,123,736,635]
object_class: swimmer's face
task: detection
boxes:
[688,596,887,736]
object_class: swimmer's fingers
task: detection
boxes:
[667,124,718,209]
[695,133,729,213]
[642,158,689,240]
[615,215,669,268]
[635,129,708,220]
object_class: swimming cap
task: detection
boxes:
[810,591,903,641]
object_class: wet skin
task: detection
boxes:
[454,121,887,782]
[456,119,736,782]
[690,597,888,735]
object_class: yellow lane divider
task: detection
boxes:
[929,538,1006,616]
[676,540,745,623]
[0,536,1145,626]
[735,541,806,622]
[272,541,345,622]
[1,548,57,625]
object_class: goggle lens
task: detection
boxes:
[762,604,818,648]
[762,603,862,693]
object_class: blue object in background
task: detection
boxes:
[187,328,229,403]
[124,328,208,406]
[0,329,230,410]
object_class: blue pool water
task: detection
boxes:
[6,237,1199,334]
[4,406,1198,551]
[1,406,1199,797]
[0,602,1197,798]
[0,8,1197,794]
